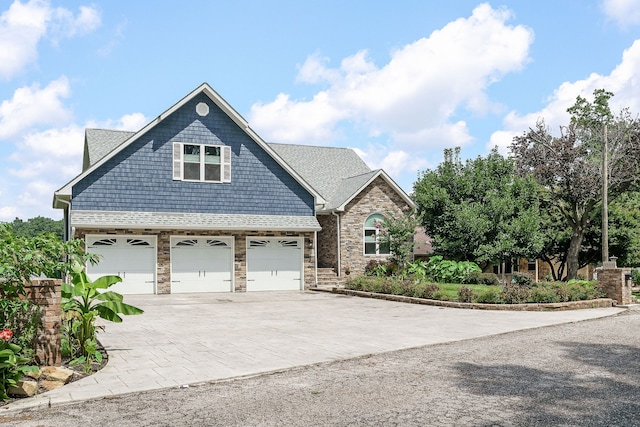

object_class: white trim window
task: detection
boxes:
[364,213,390,255]
[173,142,231,182]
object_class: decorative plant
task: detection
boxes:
[0,328,38,401]
[425,256,481,283]
[62,262,143,371]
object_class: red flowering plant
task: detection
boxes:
[0,327,38,401]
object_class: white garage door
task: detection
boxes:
[246,238,302,291]
[171,237,234,293]
[86,235,156,295]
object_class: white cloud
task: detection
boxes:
[602,0,640,28]
[0,0,101,79]
[0,77,72,139]
[249,3,533,151]
[91,112,148,132]
[0,0,49,79]
[2,111,146,220]
[0,205,20,221]
[490,39,640,155]
[353,145,431,184]
[250,92,346,142]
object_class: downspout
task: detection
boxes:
[57,198,72,242]
[314,230,318,288]
[332,211,341,277]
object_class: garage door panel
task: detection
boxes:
[86,236,156,295]
[171,238,233,293]
[246,239,302,291]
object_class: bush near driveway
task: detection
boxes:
[344,276,605,304]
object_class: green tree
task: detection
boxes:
[9,216,64,240]
[377,209,420,271]
[413,147,544,266]
[534,190,640,280]
[511,89,640,279]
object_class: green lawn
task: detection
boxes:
[437,283,502,299]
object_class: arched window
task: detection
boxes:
[364,214,390,255]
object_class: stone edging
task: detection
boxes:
[325,288,614,311]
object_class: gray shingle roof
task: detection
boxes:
[267,143,371,209]
[326,170,380,210]
[71,210,321,231]
[83,129,135,171]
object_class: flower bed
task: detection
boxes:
[343,275,609,308]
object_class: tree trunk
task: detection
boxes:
[565,225,585,280]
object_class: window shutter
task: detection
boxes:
[172,142,182,180]
[222,145,231,182]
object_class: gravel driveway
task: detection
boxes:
[2,308,638,426]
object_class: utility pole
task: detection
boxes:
[602,123,609,264]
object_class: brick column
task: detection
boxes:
[597,268,633,306]
[24,279,61,366]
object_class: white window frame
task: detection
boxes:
[363,213,390,256]
[173,142,231,183]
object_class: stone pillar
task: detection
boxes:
[23,279,62,366]
[597,268,634,306]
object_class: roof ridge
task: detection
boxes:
[343,169,380,180]
[267,142,356,151]
[86,128,136,133]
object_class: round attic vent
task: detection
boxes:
[196,102,210,117]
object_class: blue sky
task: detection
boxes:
[2,0,640,221]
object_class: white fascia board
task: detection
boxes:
[335,170,416,211]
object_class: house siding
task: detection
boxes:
[71,93,314,216]
[75,227,316,293]
[339,176,411,275]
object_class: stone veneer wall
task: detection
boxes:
[339,176,411,275]
[75,228,315,293]
[24,279,61,366]
[317,214,338,270]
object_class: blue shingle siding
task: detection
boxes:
[72,94,315,216]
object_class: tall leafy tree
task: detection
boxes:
[511,90,640,279]
[413,147,543,266]
[9,216,64,240]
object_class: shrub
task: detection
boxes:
[432,290,451,301]
[419,283,441,299]
[632,269,640,286]
[529,286,560,303]
[500,283,531,304]
[0,328,37,400]
[511,272,533,287]
[0,298,40,361]
[389,279,411,296]
[457,286,476,303]
[364,260,395,277]
[463,271,500,286]
[476,287,501,303]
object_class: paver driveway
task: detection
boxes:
[4,290,623,413]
